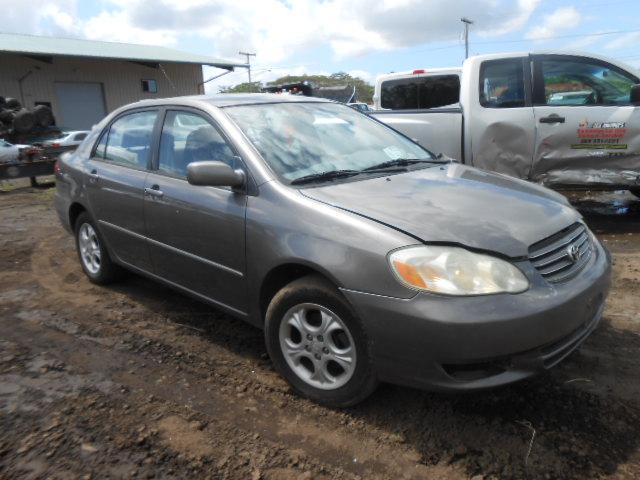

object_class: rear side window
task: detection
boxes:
[94,130,107,158]
[74,133,88,141]
[380,75,460,110]
[99,111,158,169]
[480,60,526,108]
[76,128,99,158]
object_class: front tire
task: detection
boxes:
[74,212,123,284]
[265,275,377,407]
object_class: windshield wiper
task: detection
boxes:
[361,158,446,172]
[290,169,361,185]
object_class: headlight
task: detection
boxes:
[389,245,529,295]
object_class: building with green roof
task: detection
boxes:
[0,32,244,129]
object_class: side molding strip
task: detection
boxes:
[98,220,244,278]
[116,256,248,317]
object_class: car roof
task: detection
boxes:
[125,93,333,110]
[467,51,640,76]
[377,67,462,82]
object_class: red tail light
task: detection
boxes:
[412,69,426,74]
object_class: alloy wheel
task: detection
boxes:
[279,303,356,390]
[78,223,101,275]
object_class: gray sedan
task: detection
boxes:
[54,94,611,406]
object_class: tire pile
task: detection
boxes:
[0,96,56,140]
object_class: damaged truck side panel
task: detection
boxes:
[372,52,640,191]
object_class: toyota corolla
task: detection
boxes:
[54,94,611,406]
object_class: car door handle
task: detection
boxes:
[144,186,164,198]
[88,169,99,182]
[539,115,565,124]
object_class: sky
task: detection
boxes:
[2,0,640,92]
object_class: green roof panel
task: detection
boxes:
[0,32,245,69]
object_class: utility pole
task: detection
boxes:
[238,51,256,83]
[461,17,474,60]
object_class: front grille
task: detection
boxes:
[529,223,593,283]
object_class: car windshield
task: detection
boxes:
[224,102,434,183]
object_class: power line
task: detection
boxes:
[478,28,640,45]
[216,26,640,89]
[395,27,640,55]
[616,54,640,60]
[250,28,640,76]
[564,0,635,7]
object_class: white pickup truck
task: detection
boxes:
[371,52,640,193]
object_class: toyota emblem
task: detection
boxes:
[567,244,580,263]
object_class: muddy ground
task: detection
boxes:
[1,181,640,480]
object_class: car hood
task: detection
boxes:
[300,163,582,258]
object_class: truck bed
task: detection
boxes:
[0,158,56,182]
[370,107,463,161]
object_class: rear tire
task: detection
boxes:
[265,275,377,407]
[0,109,15,125]
[33,104,55,127]
[4,97,21,110]
[74,212,123,284]
[12,108,35,133]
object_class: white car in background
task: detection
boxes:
[41,130,89,149]
[0,139,28,164]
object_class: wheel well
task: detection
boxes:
[68,203,86,231]
[259,264,334,323]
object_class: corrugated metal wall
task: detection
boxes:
[0,53,204,123]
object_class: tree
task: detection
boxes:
[218,82,262,93]
[267,72,374,104]
[217,73,375,104]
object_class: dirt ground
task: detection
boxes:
[1,180,640,480]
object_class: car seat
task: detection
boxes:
[183,126,235,170]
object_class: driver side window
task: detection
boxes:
[540,58,639,106]
[158,111,236,179]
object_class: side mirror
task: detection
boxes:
[631,84,640,105]
[187,161,245,188]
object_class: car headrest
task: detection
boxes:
[122,128,151,148]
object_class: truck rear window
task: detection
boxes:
[380,75,460,110]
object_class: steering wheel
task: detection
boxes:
[587,90,603,104]
[585,91,597,105]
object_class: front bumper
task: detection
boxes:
[341,239,612,391]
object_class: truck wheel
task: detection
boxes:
[265,275,377,407]
[0,111,13,125]
[74,212,124,284]
[33,105,55,127]
[4,97,21,110]
[12,109,36,133]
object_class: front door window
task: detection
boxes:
[539,58,638,106]
[158,111,236,179]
